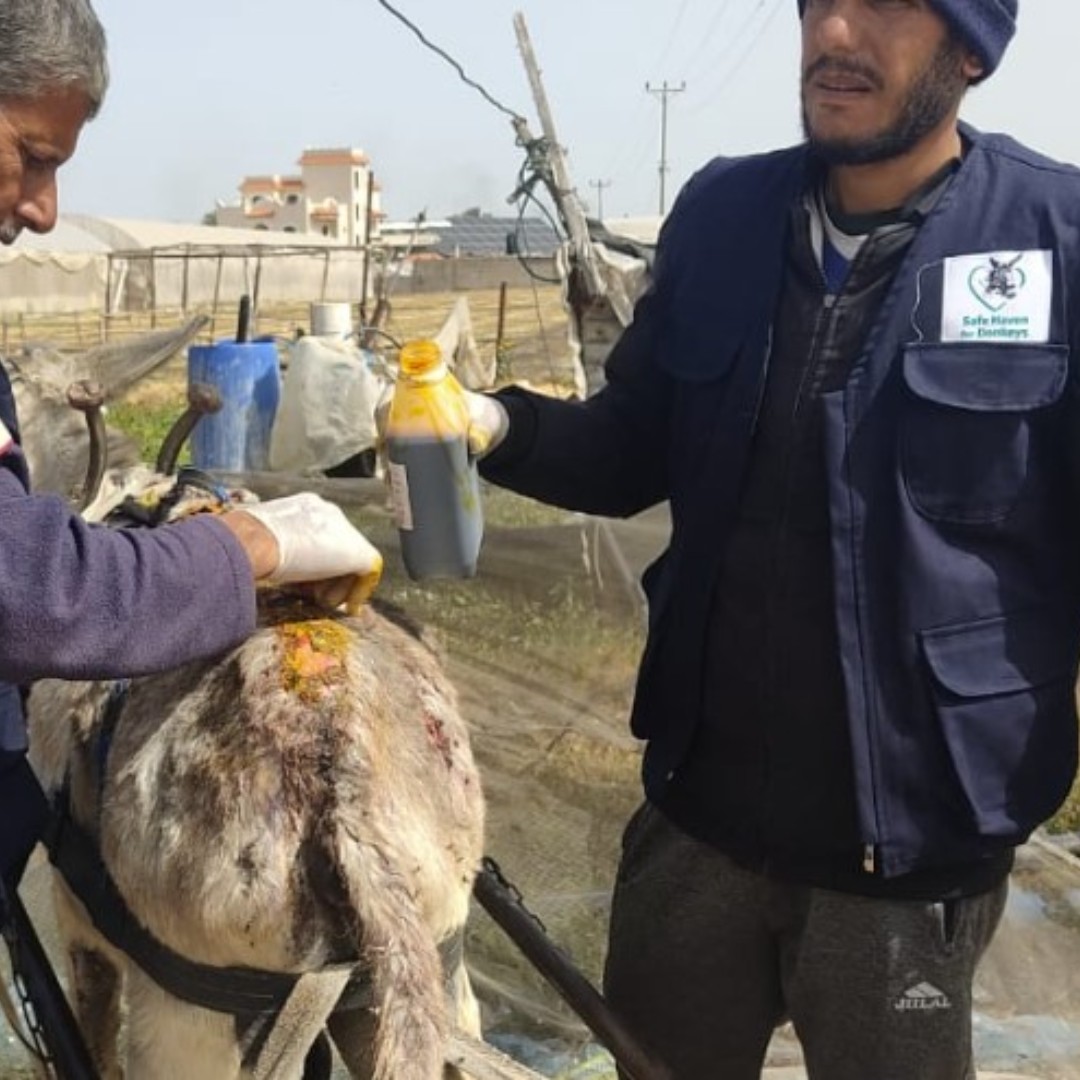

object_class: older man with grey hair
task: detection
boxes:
[0,0,384,884]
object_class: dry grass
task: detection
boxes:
[383,288,574,389]
[96,285,574,413]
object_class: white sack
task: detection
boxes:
[268,336,389,473]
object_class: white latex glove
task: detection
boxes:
[372,390,508,460]
[463,390,509,458]
[242,493,383,613]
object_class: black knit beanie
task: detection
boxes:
[796,1,1018,78]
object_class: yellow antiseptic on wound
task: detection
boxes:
[277,619,350,703]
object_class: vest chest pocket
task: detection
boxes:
[900,343,1068,525]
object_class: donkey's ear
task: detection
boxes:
[75,314,209,398]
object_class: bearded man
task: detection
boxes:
[461,2,1065,1077]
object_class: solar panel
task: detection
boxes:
[433,215,559,257]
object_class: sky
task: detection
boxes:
[60,1,1080,228]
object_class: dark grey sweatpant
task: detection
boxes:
[603,803,1007,1080]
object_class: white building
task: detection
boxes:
[214,148,383,246]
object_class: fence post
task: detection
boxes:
[252,251,264,333]
[181,247,190,314]
[210,253,224,341]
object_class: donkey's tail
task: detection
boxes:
[331,818,448,1080]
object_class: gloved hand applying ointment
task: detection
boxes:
[223,493,383,614]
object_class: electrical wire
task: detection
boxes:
[370,0,600,288]
[683,0,786,118]
[603,105,656,188]
[674,0,736,85]
[506,160,564,285]
[371,0,524,121]
[653,0,693,77]
[370,0,568,260]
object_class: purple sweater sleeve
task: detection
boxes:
[0,459,257,683]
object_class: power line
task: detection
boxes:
[683,0,786,118]
[646,81,687,216]
[371,0,524,121]
[676,0,737,85]
[653,0,694,75]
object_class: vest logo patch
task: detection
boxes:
[969,253,1024,312]
[942,249,1052,344]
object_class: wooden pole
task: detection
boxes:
[181,246,190,314]
[104,253,113,318]
[495,281,509,381]
[512,12,605,301]
[359,170,375,324]
[210,254,224,341]
[149,256,158,329]
[252,251,264,334]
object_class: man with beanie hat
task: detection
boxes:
[796,0,1018,78]
[471,1,1080,1077]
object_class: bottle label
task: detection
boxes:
[388,461,414,531]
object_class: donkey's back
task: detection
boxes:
[29,595,485,1080]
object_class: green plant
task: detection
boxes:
[108,398,189,465]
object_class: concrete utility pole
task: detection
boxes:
[589,179,612,220]
[646,80,686,217]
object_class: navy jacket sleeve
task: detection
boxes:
[480,267,675,518]
[0,452,256,683]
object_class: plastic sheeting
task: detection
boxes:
[267,296,492,476]
[0,214,370,315]
[269,336,388,473]
[0,248,107,314]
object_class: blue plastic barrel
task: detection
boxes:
[188,338,281,471]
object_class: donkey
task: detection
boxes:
[14,328,486,1080]
[4,318,209,501]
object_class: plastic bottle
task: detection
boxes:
[385,339,483,579]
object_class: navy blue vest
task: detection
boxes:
[637,130,1080,875]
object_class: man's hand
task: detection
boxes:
[222,493,383,614]
[463,390,509,458]
[373,388,508,466]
